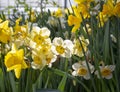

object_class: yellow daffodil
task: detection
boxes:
[102,0,120,17]
[0,20,11,43]
[13,18,28,39]
[98,12,108,27]
[74,0,93,4]
[95,65,115,79]
[72,61,94,80]
[51,37,73,58]
[73,36,89,57]
[4,43,28,78]
[52,8,64,18]
[67,2,90,33]
[68,15,82,33]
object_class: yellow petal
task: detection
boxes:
[14,67,22,79]
[7,64,21,71]
[72,25,80,33]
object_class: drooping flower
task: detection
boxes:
[72,61,94,80]
[51,37,73,58]
[0,20,12,43]
[95,65,115,79]
[4,43,28,78]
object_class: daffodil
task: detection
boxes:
[51,37,73,58]
[4,43,28,78]
[95,65,115,79]
[73,36,89,57]
[68,15,82,33]
[102,0,120,17]
[74,0,93,4]
[13,18,28,39]
[0,20,12,43]
[31,45,56,69]
[67,2,90,33]
[31,27,50,45]
[52,8,64,18]
[72,61,94,80]
[47,16,59,27]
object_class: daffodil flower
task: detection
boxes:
[72,61,94,80]
[31,27,50,45]
[51,37,73,58]
[102,0,120,17]
[95,65,115,79]
[68,15,82,33]
[4,43,28,78]
[73,36,89,57]
[0,20,12,43]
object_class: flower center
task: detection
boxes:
[56,46,65,54]
[101,68,111,77]
[77,67,87,76]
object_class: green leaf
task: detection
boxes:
[0,68,5,92]
[8,72,16,92]
[58,74,67,92]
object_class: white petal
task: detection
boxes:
[108,65,115,72]
[64,47,72,58]
[53,37,63,46]
[72,63,80,70]
[95,70,101,79]
[63,40,73,50]
[31,62,40,69]
[84,73,90,80]
[72,71,78,76]
[51,45,59,55]
[40,27,50,37]
[105,73,113,79]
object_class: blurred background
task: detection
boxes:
[0,0,76,15]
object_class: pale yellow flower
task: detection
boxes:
[72,61,94,80]
[31,27,51,45]
[73,36,89,57]
[4,43,28,78]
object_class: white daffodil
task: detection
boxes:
[72,61,94,80]
[95,65,115,79]
[51,37,73,58]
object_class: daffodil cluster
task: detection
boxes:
[72,61,115,80]
[0,17,89,79]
